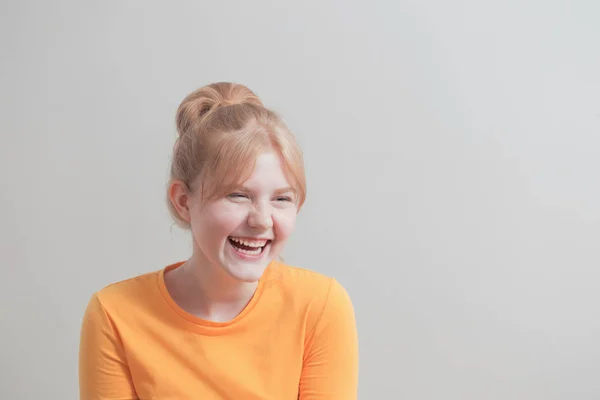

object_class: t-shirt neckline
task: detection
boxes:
[157,261,273,331]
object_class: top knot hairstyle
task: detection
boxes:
[168,82,306,228]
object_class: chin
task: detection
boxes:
[226,261,270,283]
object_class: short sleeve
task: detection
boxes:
[79,294,138,400]
[299,279,359,399]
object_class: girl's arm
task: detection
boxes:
[79,294,138,400]
[299,279,359,399]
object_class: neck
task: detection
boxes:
[176,252,260,322]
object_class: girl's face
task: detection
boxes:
[186,152,298,282]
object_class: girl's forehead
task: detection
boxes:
[245,153,287,179]
[201,150,301,201]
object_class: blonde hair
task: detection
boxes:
[168,82,306,228]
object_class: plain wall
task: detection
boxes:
[1,0,599,398]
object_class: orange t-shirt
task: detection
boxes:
[79,261,359,399]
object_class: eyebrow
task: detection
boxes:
[273,186,297,195]
[239,186,297,195]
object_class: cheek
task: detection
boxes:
[192,204,248,239]
[215,205,250,232]
[273,209,297,240]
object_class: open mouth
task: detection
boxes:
[228,236,271,257]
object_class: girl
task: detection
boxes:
[79,82,359,399]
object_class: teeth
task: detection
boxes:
[229,237,268,248]
[236,247,262,256]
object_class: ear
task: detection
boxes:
[168,181,192,223]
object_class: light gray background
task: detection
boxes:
[1,0,599,399]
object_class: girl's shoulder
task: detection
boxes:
[266,260,354,317]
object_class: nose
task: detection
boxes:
[247,204,273,229]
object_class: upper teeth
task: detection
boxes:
[230,237,268,248]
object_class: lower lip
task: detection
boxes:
[228,239,269,261]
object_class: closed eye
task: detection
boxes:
[228,193,249,200]
[275,196,293,202]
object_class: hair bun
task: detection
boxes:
[176,82,264,137]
